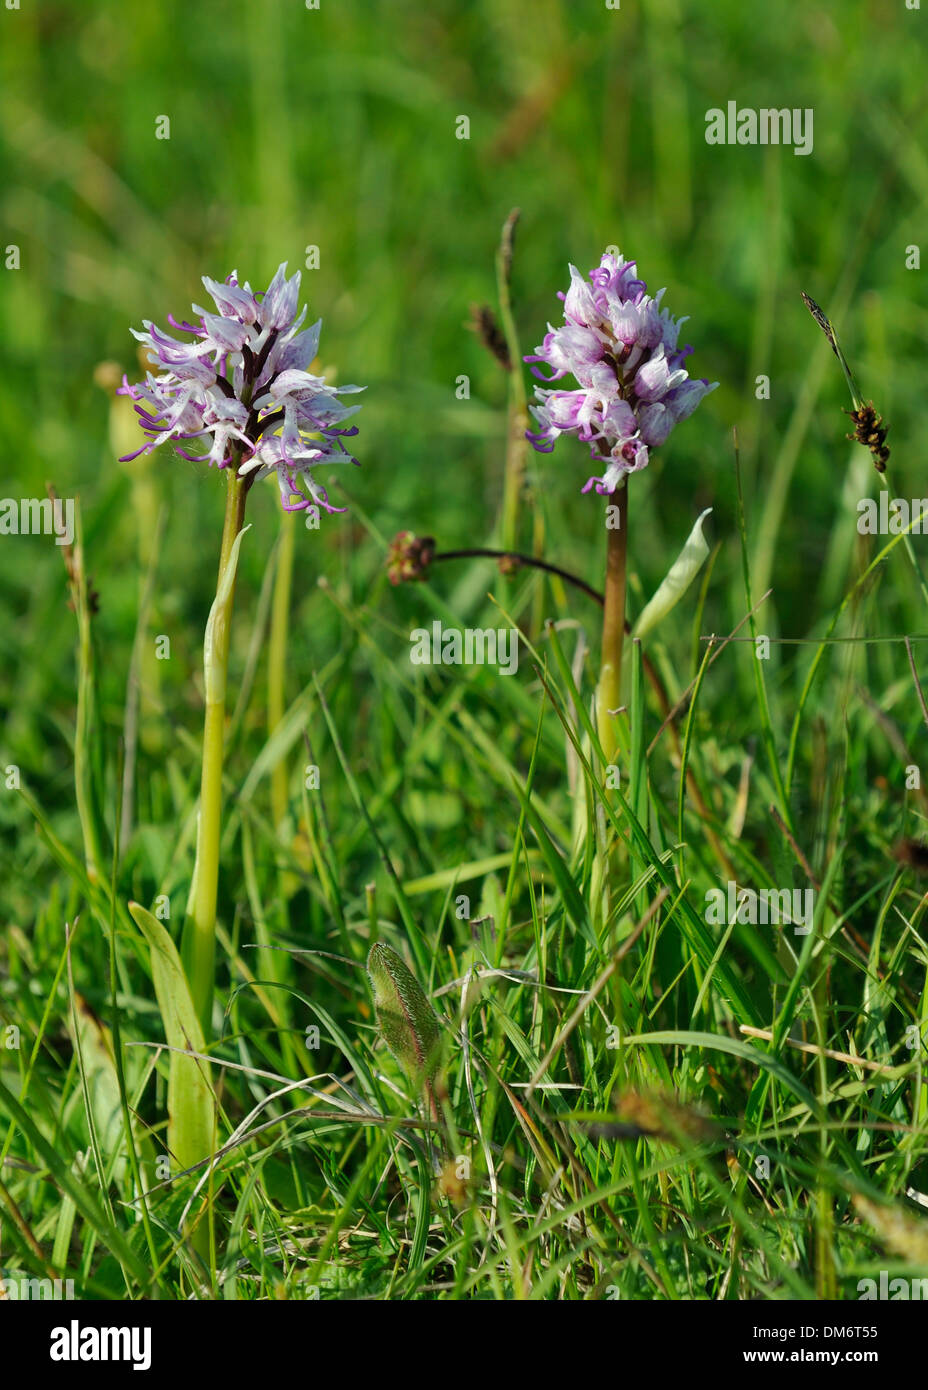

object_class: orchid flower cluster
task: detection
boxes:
[526,250,717,495]
[120,263,363,515]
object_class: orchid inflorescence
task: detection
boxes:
[525,249,717,496]
[120,263,364,515]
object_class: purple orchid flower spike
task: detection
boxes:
[525,249,717,494]
[120,263,364,516]
[524,249,718,765]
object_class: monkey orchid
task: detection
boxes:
[526,249,716,757]
[121,263,363,516]
[121,263,364,1031]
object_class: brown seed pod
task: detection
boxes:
[467,303,511,371]
[845,401,890,472]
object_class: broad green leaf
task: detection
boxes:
[128,902,214,1179]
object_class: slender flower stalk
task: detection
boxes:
[120,263,364,1035]
[598,484,628,759]
[525,249,716,758]
[184,469,248,1029]
[267,504,301,996]
[268,506,296,833]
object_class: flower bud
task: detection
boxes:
[366,943,441,1092]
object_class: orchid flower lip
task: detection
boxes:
[120,262,363,516]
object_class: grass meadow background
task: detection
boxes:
[1,0,928,1301]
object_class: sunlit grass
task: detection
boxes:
[1,0,928,1301]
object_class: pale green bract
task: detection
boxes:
[633,508,713,640]
[203,524,250,704]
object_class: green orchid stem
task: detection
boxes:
[183,468,248,1035]
[266,506,297,1034]
[597,484,628,763]
[269,506,296,830]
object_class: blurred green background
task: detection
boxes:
[0,0,926,852]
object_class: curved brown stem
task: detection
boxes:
[434,547,604,606]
